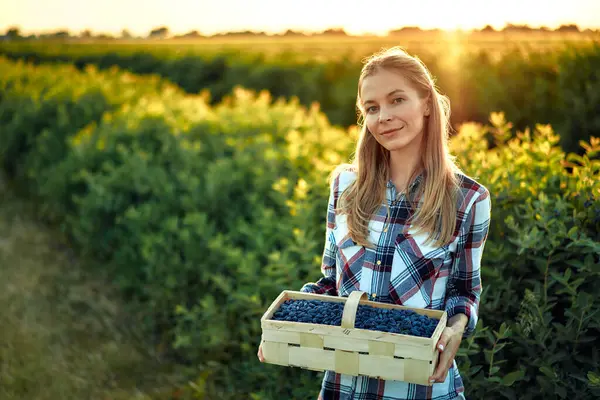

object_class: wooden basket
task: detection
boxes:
[260,290,447,386]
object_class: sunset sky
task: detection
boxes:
[2,0,600,36]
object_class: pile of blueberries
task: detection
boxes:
[271,298,439,338]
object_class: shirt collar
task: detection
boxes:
[386,170,425,193]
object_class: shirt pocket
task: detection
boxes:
[393,228,450,281]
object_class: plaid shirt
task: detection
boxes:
[300,168,491,400]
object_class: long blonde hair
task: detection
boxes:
[334,46,463,249]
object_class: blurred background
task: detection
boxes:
[0,1,599,399]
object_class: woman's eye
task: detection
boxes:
[367,106,378,113]
[394,98,404,104]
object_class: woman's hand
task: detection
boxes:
[429,324,464,384]
[257,342,265,362]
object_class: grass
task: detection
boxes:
[0,176,190,400]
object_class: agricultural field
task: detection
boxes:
[0,33,599,399]
[2,32,599,155]
[5,30,598,59]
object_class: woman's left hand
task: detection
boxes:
[429,325,464,384]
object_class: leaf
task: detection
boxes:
[577,336,599,343]
[564,268,572,281]
[470,365,483,375]
[540,366,556,379]
[502,370,525,386]
[588,371,600,387]
[499,322,508,337]
[494,343,507,352]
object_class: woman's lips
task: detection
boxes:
[381,127,404,136]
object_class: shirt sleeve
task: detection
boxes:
[299,174,339,296]
[444,189,492,338]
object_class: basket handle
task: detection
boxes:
[341,290,368,329]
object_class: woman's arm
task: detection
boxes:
[299,175,339,296]
[444,189,492,338]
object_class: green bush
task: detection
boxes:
[0,57,598,400]
[448,113,600,399]
[2,41,600,154]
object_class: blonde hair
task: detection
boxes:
[333,46,463,249]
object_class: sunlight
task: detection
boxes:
[1,0,598,37]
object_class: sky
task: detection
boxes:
[2,0,600,37]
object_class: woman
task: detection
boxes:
[259,46,492,400]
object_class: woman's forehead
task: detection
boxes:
[361,70,415,100]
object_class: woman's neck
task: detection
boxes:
[388,138,424,192]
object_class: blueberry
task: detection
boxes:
[271,299,438,337]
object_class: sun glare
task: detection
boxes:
[1,0,598,37]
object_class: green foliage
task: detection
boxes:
[1,57,599,400]
[1,41,600,154]
[450,113,600,399]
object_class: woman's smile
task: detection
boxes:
[381,126,404,136]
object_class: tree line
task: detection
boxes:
[1,23,597,41]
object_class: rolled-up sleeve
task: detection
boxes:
[445,189,492,338]
[300,174,338,296]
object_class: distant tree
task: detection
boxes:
[503,23,533,32]
[121,29,132,39]
[5,27,21,38]
[149,26,169,39]
[173,30,205,39]
[480,25,495,32]
[283,29,305,37]
[218,30,267,37]
[48,30,71,38]
[321,28,347,36]
[389,26,422,34]
[184,30,201,38]
[80,29,93,38]
[556,24,580,32]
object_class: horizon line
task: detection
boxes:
[3,22,600,38]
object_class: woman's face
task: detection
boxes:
[360,68,429,153]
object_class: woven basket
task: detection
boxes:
[260,290,447,386]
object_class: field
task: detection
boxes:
[2,32,599,73]
[0,33,599,399]
[3,31,599,155]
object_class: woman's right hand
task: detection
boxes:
[257,342,265,362]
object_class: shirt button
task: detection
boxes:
[376,260,382,265]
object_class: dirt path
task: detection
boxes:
[0,176,187,400]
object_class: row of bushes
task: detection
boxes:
[1,40,599,155]
[1,56,599,399]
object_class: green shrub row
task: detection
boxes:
[1,41,600,156]
[0,57,599,399]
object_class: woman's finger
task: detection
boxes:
[258,345,264,362]
[430,349,452,383]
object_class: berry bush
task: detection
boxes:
[1,40,599,154]
[0,57,598,400]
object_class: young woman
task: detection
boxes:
[259,46,492,400]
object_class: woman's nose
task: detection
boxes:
[379,112,392,122]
